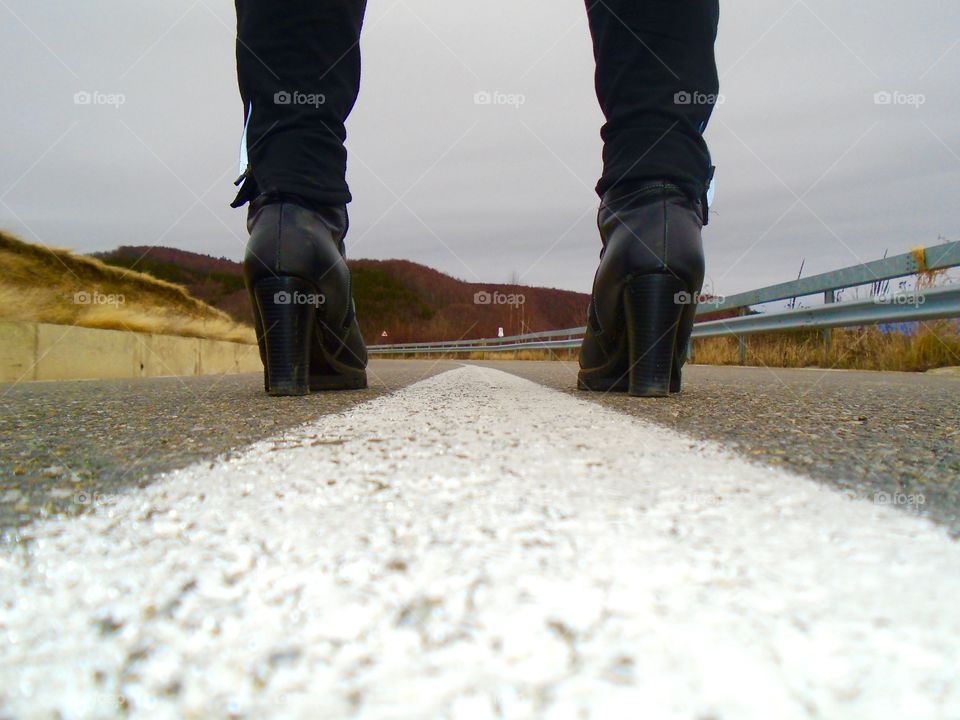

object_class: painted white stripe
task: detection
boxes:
[1,365,958,719]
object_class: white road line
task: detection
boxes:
[1,366,958,719]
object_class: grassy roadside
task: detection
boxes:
[372,322,960,372]
[691,323,960,372]
[0,231,256,344]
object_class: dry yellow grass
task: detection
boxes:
[0,231,255,343]
[691,323,960,372]
[693,258,959,371]
[375,324,960,372]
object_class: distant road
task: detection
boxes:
[1,363,958,717]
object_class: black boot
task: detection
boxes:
[243,195,368,396]
[577,182,705,397]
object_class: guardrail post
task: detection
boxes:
[738,335,747,365]
[823,289,835,357]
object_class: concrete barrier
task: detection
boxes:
[0,321,262,384]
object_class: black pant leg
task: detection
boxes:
[234,0,367,208]
[586,0,719,203]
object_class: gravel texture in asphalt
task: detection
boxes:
[479,361,960,536]
[3,359,958,537]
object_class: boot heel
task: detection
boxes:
[623,274,687,397]
[253,276,317,396]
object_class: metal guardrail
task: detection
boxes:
[368,241,960,356]
[698,241,960,317]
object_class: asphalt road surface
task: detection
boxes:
[0,360,456,536]
[478,361,960,535]
[3,360,957,537]
[2,360,959,718]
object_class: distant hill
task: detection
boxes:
[92,246,252,328]
[93,246,591,344]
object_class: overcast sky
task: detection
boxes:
[1,0,958,297]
